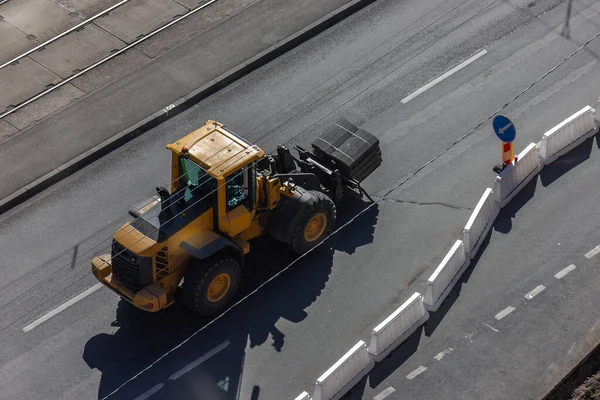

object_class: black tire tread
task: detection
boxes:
[181,256,241,316]
[289,190,336,254]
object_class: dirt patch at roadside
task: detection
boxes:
[545,347,600,400]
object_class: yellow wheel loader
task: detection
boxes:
[92,119,381,315]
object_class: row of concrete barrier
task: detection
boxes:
[293,105,597,400]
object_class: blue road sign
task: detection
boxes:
[492,115,516,143]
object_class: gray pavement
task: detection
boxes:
[0,0,263,133]
[1,0,600,399]
[0,0,361,211]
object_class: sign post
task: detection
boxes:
[492,115,516,173]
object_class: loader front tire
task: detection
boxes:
[290,191,336,254]
[181,255,241,316]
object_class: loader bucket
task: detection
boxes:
[311,118,382,182]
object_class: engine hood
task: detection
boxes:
[113,222,159,257]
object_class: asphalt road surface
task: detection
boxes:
[2,0,600,399]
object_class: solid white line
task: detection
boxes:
[373,387,396,400]
[23,283,104,332]
[133,383,164,400]
[585,245,600,258]
[494,306,516,320]
[401,49,487,103]
[406,365,427,380]
[524,285,546,300]
[555,264,576,279]
[169,341,230,380]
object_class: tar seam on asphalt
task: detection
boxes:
[98,8,600,400]
[240,0,485,148]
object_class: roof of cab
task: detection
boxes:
[166,120,265,178]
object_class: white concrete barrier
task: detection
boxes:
[463,187,500,258]
[313,340,374,400]
[493,142,542,208]
[367,292,429,362]
[423,240,470,312]
[294,392,311,400]
[539,106,597,165]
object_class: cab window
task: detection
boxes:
[226,164,255,211]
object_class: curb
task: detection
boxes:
[541,339,600,400]
[0,0,377,215]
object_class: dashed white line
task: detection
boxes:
[483,322,499,332]
[374,387,396,400]
[495,306,516,320]
[524,285,546,300]
[555,264,576,279]
[433,347,454,361]
[23,283,103,332]
[169,341,230,380]
[401,49,487,103]
[406,365,427,380]
[585,245,600,259]
[133,383,163,400]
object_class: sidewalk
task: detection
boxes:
[0,0,374,213]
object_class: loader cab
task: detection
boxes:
[167,120,265,238]
[219,162,257,236]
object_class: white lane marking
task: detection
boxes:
[585,245,600,258]
[433,347,454,361]
[495,306,516,320]
[484,322,499,332]
[406,365,427,380]
[524,285,546,300]
[555,264,576,279]
[374,387,396,400]
[169,341,230,380]
[401,49,487,103]
[23,283,103,332]
[133,383,164,400]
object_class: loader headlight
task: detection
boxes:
[130,255,137,263]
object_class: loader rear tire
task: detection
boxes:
[290,191,336,254]
[181,255,241,316]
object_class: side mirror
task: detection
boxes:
[128,209,142,218]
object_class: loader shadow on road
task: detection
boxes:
[83,194,378,400]
[539,134,594,187]
[493,174,538,234]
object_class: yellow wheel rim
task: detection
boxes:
[304,213,327,242]
[207,273,231,303]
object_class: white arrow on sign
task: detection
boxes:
[499,122,513,134]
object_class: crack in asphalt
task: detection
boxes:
[377,196,473,211]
